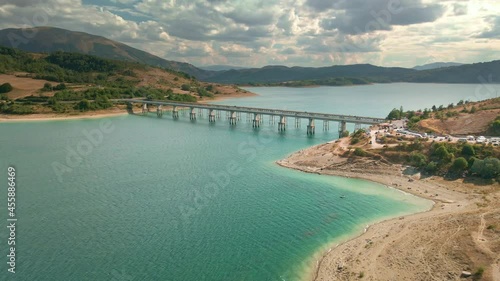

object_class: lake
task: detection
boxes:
[0,83,480,280]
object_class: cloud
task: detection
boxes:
[0,0,499,68]
[477,16,500,39]
[319,0,445,35]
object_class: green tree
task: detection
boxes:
[387,108,401,120]
[0,82,13,94]
[53,83,67,91]
[470,106,477,113]
[490,118,500,135]
[95,95,112,109]
[41,82,53,92]
[425,161,438,173]
[410,152,427,168]
[461,144,475,157]
[471,158,500,179]
[75,99,90,111]
[451,157,468,172]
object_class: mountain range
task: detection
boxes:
[412,62,464,71]
[0,27,499,85]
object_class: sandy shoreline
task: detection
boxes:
[277,139,500,281]
[0,90,257,122]
[0,110,128,122]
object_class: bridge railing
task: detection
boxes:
[118,99,387,124]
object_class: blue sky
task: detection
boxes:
[0,0,499,67]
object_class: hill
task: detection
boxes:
[416,98,500,136]
[404,60,500,83]
[0,46,250,115]
[0,27,210,79]
[198,65,248,71]
[205,64,415,84]
[413,62,463,71]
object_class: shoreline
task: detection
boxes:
[276,139,499,281]
[275,159,437,281]
[0,90,257,122]
[0,110,128,122]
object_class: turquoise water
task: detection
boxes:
[0,84,462,281]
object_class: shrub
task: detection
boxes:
[452,157,468,172]
[41,82,53,92]
[461,144,475,157]
[181,84,191,91]
[354,148,367,157]
[0,82,13,94]
[425,161,438,173]
[410,152,428,168]
[471,157,500,179]
[75,99,90,111]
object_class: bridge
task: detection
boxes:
[119,99,387,135]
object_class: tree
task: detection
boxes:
[471,157,500,179]
[410,152,427,168]
[75,99,90,111]
[461,144,475,157]
[41,82,53,92]
[470,106,477,113]
[0,82,13,94]
[490,118,500,135]
[425,161,438,173]
[452,157,468,172]
[53,83,66,91]
[387,108,401,120]
[432,105,437,112]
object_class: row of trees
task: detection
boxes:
[406,142,499,179]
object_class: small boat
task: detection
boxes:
[340,195,346,199]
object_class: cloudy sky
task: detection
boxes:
[0,0,499,68]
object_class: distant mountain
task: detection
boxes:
[198,65,248,71]
[204,64,416,84]
[405,60,500,83]
[0,27,498,85]
[413,62,463,71]
[0,27,210,79]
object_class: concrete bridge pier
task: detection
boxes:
[229,111,237,125]
[142,103,148,114]
[209,109,216,123]
[252,113,260,128]
[269,115,275,125]
[295,117,301,128]
[307,118,315,135]
[216,110,221,119]
[198,108,203,117]
[323,120,329,131]
[236,112,241,121]
[157,105,163,117]
[339,121,347,136]
[278,116,286,132]
[172,106,179,119]
[190,107,196,120]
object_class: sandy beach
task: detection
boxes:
[277,138,500,281]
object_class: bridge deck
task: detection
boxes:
[119,99,386,124]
